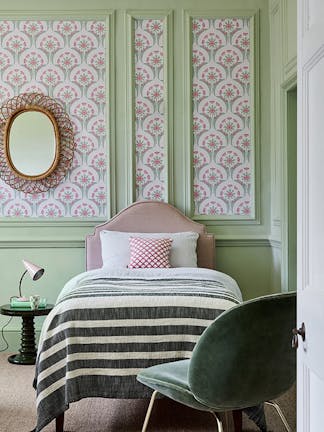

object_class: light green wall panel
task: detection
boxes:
[270,241,282,294]
[0,0,276,351]
[0,331,36,353]
[215,244,275,300]
[0,0,271,240]
[268,0,297,292]
[285,0,297,72]
[0,247,85,331]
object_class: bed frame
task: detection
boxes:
[86,200,215,270]
[54,202,246,432]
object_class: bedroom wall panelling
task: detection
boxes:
[0,0,272,348]
[0,13,113,219]
[268,0,297,292]
[268,1,282,291]
[182,7,272,242]
[216,241,274,299]
[126,11,173,203]
[189,13,256,219]
[0,245,84,349]
[0,8,114,344]
[281,0,297,293]
[269,1,282,242]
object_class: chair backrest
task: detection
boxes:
[188,292,296,410]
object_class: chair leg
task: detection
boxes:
[232,409,243,432]
[224,411,231,432]
[141,390,159,432]
[56,412,64,432]
[210,411,224,432]
[265,401,292,432]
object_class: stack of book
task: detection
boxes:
[10,297,47,309]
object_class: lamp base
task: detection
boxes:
[8,353,36,365]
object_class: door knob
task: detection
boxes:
[292,322,306,349]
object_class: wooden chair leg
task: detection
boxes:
[232,409,243,432]
[56,412,64,432]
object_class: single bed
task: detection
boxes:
[33,201,242,432]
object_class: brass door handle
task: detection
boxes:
[292,322,306,349]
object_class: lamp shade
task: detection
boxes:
[22,259,44,281]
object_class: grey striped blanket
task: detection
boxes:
[34,267,241,431]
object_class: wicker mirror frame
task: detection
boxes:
[0,93,75,193]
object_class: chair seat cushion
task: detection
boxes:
[137,360,212,411]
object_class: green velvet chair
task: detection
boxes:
[137,292,296,432]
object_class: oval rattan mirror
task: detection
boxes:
[0,93,75,193]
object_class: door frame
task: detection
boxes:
[281,74,297,293]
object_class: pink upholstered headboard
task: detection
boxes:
[86,201,215,270]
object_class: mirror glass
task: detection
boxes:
[8,111,57,177]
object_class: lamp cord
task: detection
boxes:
[0,316,13,352]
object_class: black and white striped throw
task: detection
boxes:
[34,268,241,431]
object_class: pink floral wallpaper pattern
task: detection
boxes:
[192,17,253,217]
[134,19,166,202]
[0,19,107,217]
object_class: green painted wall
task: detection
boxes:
[216,242,274,299]
[0,0,274,350]
[268,0,297,292]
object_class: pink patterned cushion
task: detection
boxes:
[128,237,173,269]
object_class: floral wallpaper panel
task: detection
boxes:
[0,19,107,217]
[192,17,253,217]
[134,19,166,202]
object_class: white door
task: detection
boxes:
[297,1,324,431]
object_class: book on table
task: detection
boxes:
[10,298,47,308]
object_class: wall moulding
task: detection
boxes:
[184,9,260,223]
[281,0,297,80]
[125,10,174,204]
[0,240,84,249]
[216,237,270,248]
[0,11,114,219]
[269,1,280,18]
[0,218,105,243]
[269,239,281,250]
[280,73,297,293]
[0,218,105,227]
[0,236,271,250]
[284,56,297,80]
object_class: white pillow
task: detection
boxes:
[100,230,199,269]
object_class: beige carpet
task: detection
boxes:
[0,353,296,432]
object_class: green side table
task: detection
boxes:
[0,303,54,365]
